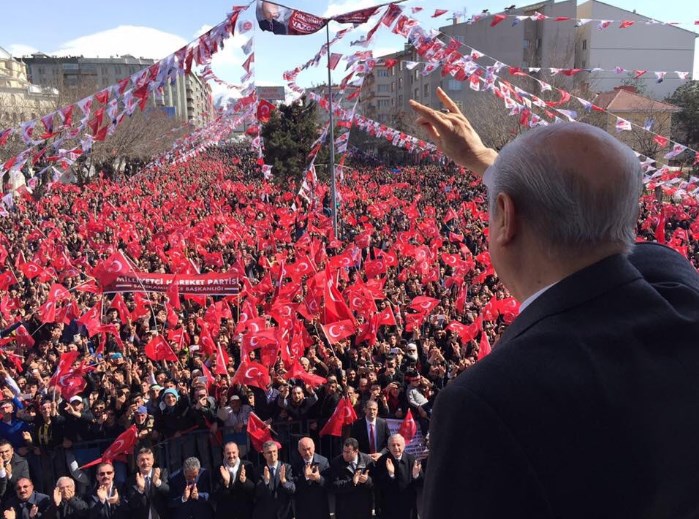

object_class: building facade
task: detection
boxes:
[0,47,58,128]
[21,53,213,126]
[360,0,695,132]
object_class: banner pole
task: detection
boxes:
[326,23,338,239]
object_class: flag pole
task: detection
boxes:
[326,23,338,239]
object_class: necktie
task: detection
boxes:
[369,423,376,453]
[269,466,275,482]
[145,475,151,492]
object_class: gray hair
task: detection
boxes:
[488,122,642,256]
[182,457,201,473]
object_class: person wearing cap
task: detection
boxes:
[153,388,196,470]
[131,407,155,449]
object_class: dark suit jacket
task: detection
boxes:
[55,496,88,519]
[374,452,421,519]
[88,484,126,519]
[329,453,373,519]
[3,492,55,519]
[291,454,330,519]
[0,454,31,501]
[252,462,295,519]
[212,460,255,519]
[423,243,699,519]
[349,418,390,456]
[125,469,169,519]
[168,468,213,519]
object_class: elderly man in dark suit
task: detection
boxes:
[373,435,422,519]
[0,440,30,502]
[168,457,213,519]
[292,437,330,519]
[411,89,699,518]
[52,478,88,519]
[2,478,54,519]
[126,448,169,519]
[253,441,295,519]
[213,442,254,519]
[349,400,389,462]
[329,438,373,519]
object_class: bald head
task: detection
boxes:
[489,122,641,257]
[298,437,315,461]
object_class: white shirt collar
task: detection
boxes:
[519,283,555,313]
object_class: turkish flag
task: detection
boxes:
[214,343,230,375]
[81,425,138,469]
[18,261,46,280]
[232,360,270,390]
[108,293,130,323]
[398,408,417,444]
[196,319,217,356]
[655,209,666,244]
[93,251,133,288]
[247,412,276,453]
[145,335,178,362]
[321,319,356,345]
[49,351,80,387]
[286,360,326,388]
[410,296,440,314]
[478,330,492,360]
[77,303,102,337]
[256,99,276,124]
[166,277,181,310]
[36,300,57,324]
[320,397,357,437]
[14,325,35,348]
[48,283,71,302]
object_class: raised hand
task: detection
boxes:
[386,458,395,477]
[107,488,119,506]
[3,508,16,519]
[96,486,108,504]
[190,485,199,500]
[183,483,192,501]
[135,472,146,493]
[153,468,161,487]
[53,487,62,507]
[29,505,38,518]
[239,465,246,483]
[220,466,231,487]
[263,466,271,484]
[409,87,497,176]
[279,464,286,484]
[412,460,422,479]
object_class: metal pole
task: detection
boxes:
[326,23,338,238]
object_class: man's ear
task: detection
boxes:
[493,192,517,246]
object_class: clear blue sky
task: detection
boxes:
[1,1,697,99]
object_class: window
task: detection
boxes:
[523,39,530,49]
[398,95,403,105]
[398,77,403,89]
[582,39,587,50]
[414,88,419,98]
[423,84,429,96]
[378,99,390,109]
[378,84,390,93]
[377,69,390,77]
[447,79,463,91]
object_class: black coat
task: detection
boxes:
[349,418,390,455]
[168,468,214,519]
[212,461,255,519]
[88,484,126,519]
[423,243,699,519]
[3,492,55,519]
[374,452,422,519]
[328,453,373,519]
[55,496,88,519]
[125,469,170,519]
[291,454,330,519]
[252,462,295,519]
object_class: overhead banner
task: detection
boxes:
[103,272,240,296]
[255,0,386,35]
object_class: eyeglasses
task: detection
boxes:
[98,471,114,476]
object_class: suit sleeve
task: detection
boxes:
[630,242,699,290]
[422,385,552,519]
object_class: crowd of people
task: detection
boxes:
[0,134,697,518]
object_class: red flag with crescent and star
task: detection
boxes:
[231,360,271,390]
[81,425,138,469]
[320,397,357,437]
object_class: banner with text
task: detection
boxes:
[103,272,240,296]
